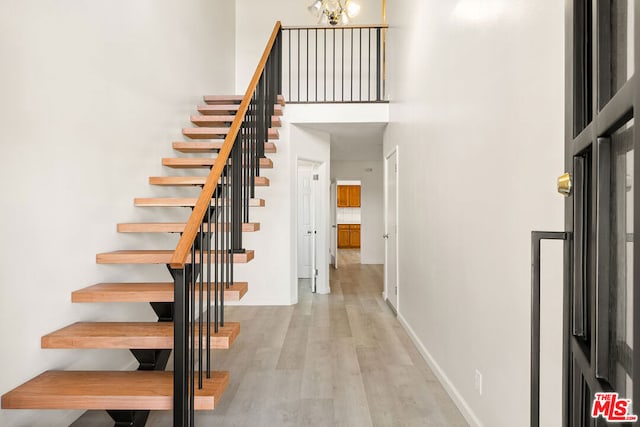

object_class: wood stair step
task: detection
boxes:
[96,249,254,265]
[72,282,248,303]
[172,141,277,153]
[133,198,265,208]
[182,127,279,140]
[203,94,285,106]
[162,157,273,169]
[41,322,240,350]
[0,370,227,410]
[117,222,260,233]
[148,176,269,187]
[190,115,281,127]
[198,104,283,116]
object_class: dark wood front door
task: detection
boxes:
[565,1,639,425]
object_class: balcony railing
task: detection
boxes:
[282,25,387,103]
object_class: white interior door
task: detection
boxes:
[297,168,315,279]
[330,181,338,269]
[385,149,398,312]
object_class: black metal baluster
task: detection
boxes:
[221,162,226,328]
[359,28,362,101]
[206,202,211,378]
[376,27,381,102]
[368,28,371,101]
[350,28,353,102]
[190,243,195,427]
[333,29,336,101]
[277,29,282,96]
[198,224,203,389]
[297,29,300,102]
[306,28,309,102]
[315,29,318,102]
[288,30,291,103]
[214,184,219,334]
[341,28,344,101]
[257,77,265,161]
[324,29,327,102]
[244,120,249,223]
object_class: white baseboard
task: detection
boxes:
[397,313,483,427]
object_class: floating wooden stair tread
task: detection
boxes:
[117,222,260,233]
[134,197,265,208]
[72,282,248,303]
[198,104,283,116]
[0,370,228,410]
[162,157,273,169]
[182,127,279,140]
[191,115,281,127]
[203,94,285,106]
[41,322,240,350]
[96,249,254,265]
[172,141,277,153]
[148,176,269,187]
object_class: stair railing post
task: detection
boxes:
[231,135,244,253]
[173,267,188,427]
[277,29,283,97]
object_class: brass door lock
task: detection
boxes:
[557,173,572,197]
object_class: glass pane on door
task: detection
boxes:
[599,0,635,108]
[609,119,634,398]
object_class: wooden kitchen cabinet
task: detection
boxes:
[348,186,361,207]
[337,186,349,207]
[337,224,360,248]
[349,224,361,247]
[337,185,361,207]
[338,225,350,248]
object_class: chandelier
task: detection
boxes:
[307,0,362,26]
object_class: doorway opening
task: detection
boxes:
[297,159,323,293]
[334,179,362,267]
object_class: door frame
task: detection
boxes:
[296,158,328,294]
[384,146,399,313]
[330,180,338,269]
[296,162,317,282]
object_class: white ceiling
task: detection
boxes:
[298,122,387,161]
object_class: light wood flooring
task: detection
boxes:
[72,251,467,426]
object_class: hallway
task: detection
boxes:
[74,256,466,426]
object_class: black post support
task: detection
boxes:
[173,267,188,427]
[530,231,568,427]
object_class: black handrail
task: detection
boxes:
[282,25,388,103]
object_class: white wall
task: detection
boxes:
[331,161,384,264]
[383,1,564,426]
[232,119,295,305]
[0,1,235,425]
[235,0,384,93]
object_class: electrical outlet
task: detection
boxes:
[474,370,483,395]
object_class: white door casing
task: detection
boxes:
[297,168,315,279]
[330,181,338,269]
[384,148,398,312]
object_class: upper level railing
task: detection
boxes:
[170,21,282,426]
[282,24,387,103]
